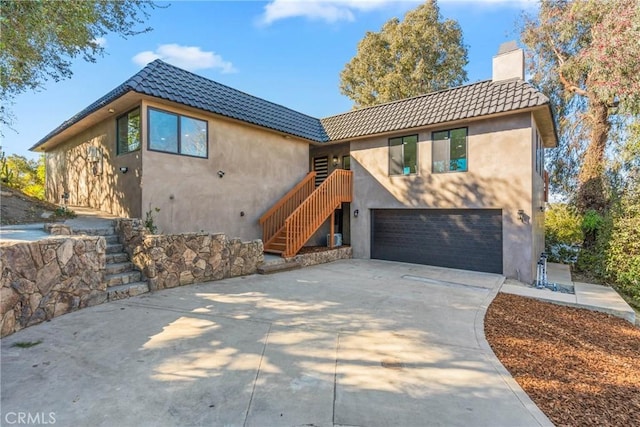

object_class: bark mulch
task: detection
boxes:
[485,293,640,427]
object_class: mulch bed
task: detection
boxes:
[485,293,640,427]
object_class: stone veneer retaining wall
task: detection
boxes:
[115,219,264,291]
[287,246,352,267]
[0,220,343,337]
[0,237,106,337]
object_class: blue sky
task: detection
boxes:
[2,0,537,160]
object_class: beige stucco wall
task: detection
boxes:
[140,100,310,240]
[45,114,142,218]
[531,118,547,278]
[349,112,539,283]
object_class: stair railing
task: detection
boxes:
[259,171,316,247]
[283,169,352,257]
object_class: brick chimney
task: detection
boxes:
[492,41,524,82]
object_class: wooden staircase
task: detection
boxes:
[259,169,353,258]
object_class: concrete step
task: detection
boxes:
[107,282,149,301]
[105,235,120,244]
[107,270,142,287]
[106,243,124,254]
[106,252,129,264]
[257,260,301,274]
[106,261,134,275]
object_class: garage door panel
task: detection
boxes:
[371,209,502,274]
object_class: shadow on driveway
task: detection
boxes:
[1,259,552,427]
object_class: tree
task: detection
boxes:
[340,0,468,108]
[0,0,156,129]
[521,0,640,213]
[0,152,45,199]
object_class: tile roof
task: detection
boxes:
[32,60,552,150]
[32,60,329,149]
[320,79,550,141]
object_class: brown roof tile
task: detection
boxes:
[321,78,551,142]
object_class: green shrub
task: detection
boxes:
[545,203,582,263]
[581,209,604,233]
[545,204,583,245]
[603,198,640,306]
[144,206,160,234]
[54,206,76,218]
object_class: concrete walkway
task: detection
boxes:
[501,262,636,324]
[0,260,552,427]
[0,207,118,243]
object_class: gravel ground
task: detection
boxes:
[485,293,640,427]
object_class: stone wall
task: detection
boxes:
[115,219,264,291]
[288,246,352,267]
[0,237,106,337]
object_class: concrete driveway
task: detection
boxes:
[1,259,551,427]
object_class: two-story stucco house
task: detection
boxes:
[31,42,556,283]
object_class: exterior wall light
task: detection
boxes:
[119,167,128,174]
[217,170,225,178]
[332,156,339,166]
[517,209,525,222]
[353,209,359,217]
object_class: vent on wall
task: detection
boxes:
[313,156,328,187]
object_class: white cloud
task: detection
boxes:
[132,44,236,73]
[259,0,537,25]
[260,0,418,25]
[93,37,107,48]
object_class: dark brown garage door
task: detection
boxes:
[371,209,503,274]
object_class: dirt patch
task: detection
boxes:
[0,184,62,225]
[571,267,600,285]
[485,293,640,427]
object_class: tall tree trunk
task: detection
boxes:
[576,99,609,214]
[577,99,609,249]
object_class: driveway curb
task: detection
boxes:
[475,278,555,427]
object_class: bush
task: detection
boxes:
[545,203,582,263]
[603,197,640,306]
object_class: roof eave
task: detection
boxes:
[30,91,141,152]
[533,104,558,148]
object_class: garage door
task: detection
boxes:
[371,209,503,274]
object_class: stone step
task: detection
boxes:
[106,243,124,254]
[105,261,134,275]
[73,226,115,236]
[105,235,120,244]
[106,252,129,264]
[257,260,301,274]
[107,282,149,301]
[107,270,142,287]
